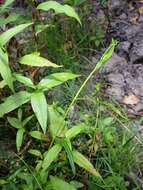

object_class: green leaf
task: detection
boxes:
[37,1,81,25]
[99,117,114,128]
[0,23,33,47]
[31,92,48,134]
[16,128,25,152]
[72,150,101,177]
[0,80,6,89]
[95,39,118,70]
[13,73,35,88]
[37,72,79,91]
[19,52,61,68]
[65,123,86,139]
[0,91,31,117]
[0,179,8,185]
[0,13,21,26]
[0,48,14,91]
[7,117,22,129]
[50,176,76,190]
[22,115,33,127]
[48,105,66,138]
[35,24,50,36]
[0,0,15,13]
[62,138,76,175]
[18,108,23,121]
[29,131,47,141]
[28,149,43,158]
[70,181,84,189]
[42,144,62,171]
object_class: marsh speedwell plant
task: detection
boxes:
[0,0,122,189]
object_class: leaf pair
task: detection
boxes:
[0,72,78,134]
[41,143,100,178]
[40,107,100,177]
[0,23,33,91]
[8,112,33,152]
[30,72,78,134]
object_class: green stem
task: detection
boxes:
[50,39,117,149]
[64,39,118,118]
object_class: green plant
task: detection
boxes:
[7,109,33,152]
[0,0,102,189]
[0,36,117,189]
[1,1,142,189]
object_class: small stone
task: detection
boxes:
[108,0,124,13]
[132,103,143,113]
[123,94,140,105]
[106,85,124,101]
[119,13,127,20]
[117,41,131,53]
[130,40,143,63]
[108,73,124,84]
[125,25,141,40]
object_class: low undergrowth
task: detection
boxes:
[0,0,143,190]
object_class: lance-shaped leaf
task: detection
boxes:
[19,52,61,68]
[42,144,62,171]
[0,91,31,117]
[37,1,81,25]
[29,131,47,141]
[0,80,6,89]
[0,0,15,13]
[16,128,25,152]
[7,117,22,129]
[72,150,101,178]
[0,13,20,27]
[28,149,43,159]
[96,39,118,70]
[65,123,87,139]
[37,72,79,91]
[0,48,14,91]
[62,138,75,175]
[50,176,76,190]
[35,24,49,36]
[0,23,32,47]
[31,92,47,134]
[13,73,35,88]
[48,105,66,138]
[22,115,33,127]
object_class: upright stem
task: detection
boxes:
[64,39,118,118]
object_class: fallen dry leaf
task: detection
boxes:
[139,7,143,14]
[130,16,139,24]
[123,94,140,105]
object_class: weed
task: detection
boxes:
[0,0,142,189]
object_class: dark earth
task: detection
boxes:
[98,0,143,115]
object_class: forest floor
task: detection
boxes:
[0,0,143,189]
